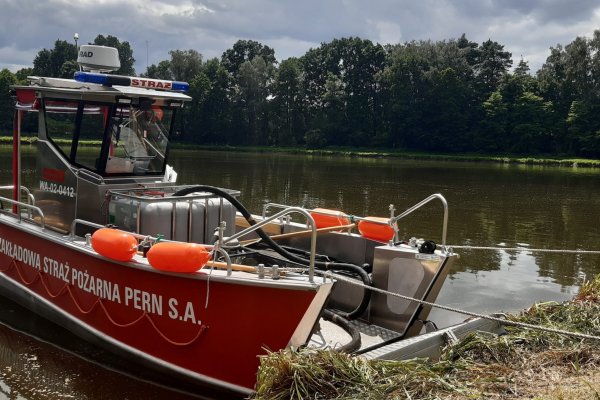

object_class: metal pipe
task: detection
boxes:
[69,219,105,239]
[12,110,21,215]
[0,186,35,205]
[0,196,45,229]
[224,206,318,283]
[391,193,448,247]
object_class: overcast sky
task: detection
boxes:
[1,0,599,76]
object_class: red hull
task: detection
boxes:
[0,223,324,391]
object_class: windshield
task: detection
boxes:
[107,105,173,175]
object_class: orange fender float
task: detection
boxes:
[310,208,350,229]
[91,228,138,262]
[147,242,210,273]
[358,217,396,242]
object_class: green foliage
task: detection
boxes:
[272,58,305,145]
[168,49,203,82]
[166,29,600,156]
[143,60,172,80]
[8,31,600,158]
[0,69,16,131]
[30,35,135,78]
[14,68,32,84]
[92,35,136,76]
[32,40,77,78]
[304,128,326,148]
[221,40,276,75]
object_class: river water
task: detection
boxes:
[1,146,600,398]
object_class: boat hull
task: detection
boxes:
[0,221,329,395]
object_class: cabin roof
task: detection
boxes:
[11,76,191,104]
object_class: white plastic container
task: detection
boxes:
[108,193,235,244]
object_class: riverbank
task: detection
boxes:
[0,136,102,146]
[252,274,600,399]
[3,136,600,168]
[179,144,600,168]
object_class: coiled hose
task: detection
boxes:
[172,185,372,321]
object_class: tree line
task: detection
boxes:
[2,32,600,157]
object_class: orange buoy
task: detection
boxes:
[91,228,138,262]
[358,217,396,242]
[147,242,210,273]
[310,208,350,229]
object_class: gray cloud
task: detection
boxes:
[0,0,599,75]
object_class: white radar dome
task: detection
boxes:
[77,45,121,73]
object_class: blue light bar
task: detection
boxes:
[171,81,190,92]
[73,71,189,92]
[74,71,107,85]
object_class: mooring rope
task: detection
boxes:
[301,268,600,342]
[447,244,600,255]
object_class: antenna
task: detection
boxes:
[74,33,79,60]
[146,40,149,72]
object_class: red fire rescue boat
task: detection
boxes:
[0,44,458,398]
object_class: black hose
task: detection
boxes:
[172,185,372,320]
[322,309,361,353]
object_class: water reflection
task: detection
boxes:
[0,296,200,400]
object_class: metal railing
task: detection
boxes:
[224,206,318,283]
[391,193,448,247]
[0,185,35,205]
[0,195,45,229]
[0,185,35,218]
[69,219,106,240]
[265,196,449,248]
[77,168,105,184]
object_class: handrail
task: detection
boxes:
[224,207,318,284]
[262,202,291,218]
[0,185,35,205]
[69,219,106,239]
[391,193,448,247]
[107,187,241,203]
[0,185,35,218]
[77,168,105,184]
[0,195,45,229]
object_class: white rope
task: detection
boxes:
[302,268,600,342]
[448,245,600,255]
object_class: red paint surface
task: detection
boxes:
[41,168,66,183]
[0,225,318,390]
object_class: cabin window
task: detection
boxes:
[107,104,173,175]
[43,98,175,176]
[75,106,109,170]
[44,99,111,173]
[44,100,78,159]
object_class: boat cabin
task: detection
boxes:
[11,45,191,232]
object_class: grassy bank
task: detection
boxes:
[167,143,600,168]
[253,275,600,399]
[2,136,599,167]
[0,136,102,146]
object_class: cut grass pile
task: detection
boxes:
[253,274,600,399]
